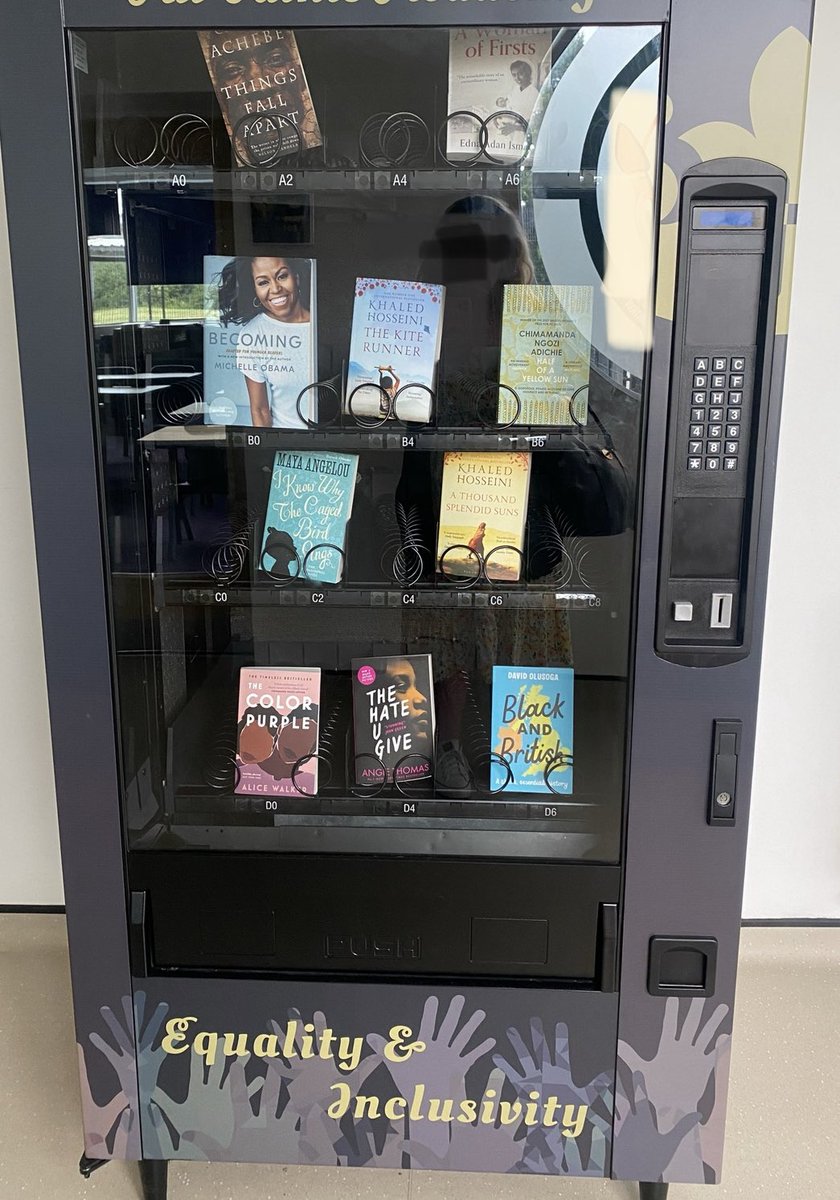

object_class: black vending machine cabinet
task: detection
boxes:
[0,0,813,1193]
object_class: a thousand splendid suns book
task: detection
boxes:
[491,666,574,794]
[260,450,358,585]
[436,452,531,582]
[446,27,553,163]
[351,655,436,785]
[235,667,321,797]
[499,285,593,426]
[203,254,317,428]
[198,29,322,166]
[344,279,445,424]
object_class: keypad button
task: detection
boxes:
[708,424,723,438]
[730,374,745,389]
[731,357,746,371]
[711,391,725,405]
[726,424,740,439]
[693,375,708,389]
[727,408,741,423]
[706,457,720,471]
[729,391,743,405]
[691,408,705,422]
[692,392,707,405]
[689,440,703,455]
[694,357,710,372]
[725,441,739,455]
[711,374,727,389]
[690,424,704,438]
[712,357,727,372]
[724,457,739,471]
[688,457,703,471]
[707,441,721,455]
[709,408,724,422]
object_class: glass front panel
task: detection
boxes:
[70,22,663,862]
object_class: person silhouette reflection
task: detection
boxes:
[418,196,534,424]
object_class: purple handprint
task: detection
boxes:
[618,998,729,1134]
[368,994,495,1160]
[77,1043,138,1159]
[151,1045,244,1158]
[613,1068,700,1184]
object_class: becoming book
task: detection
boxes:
[499,285,593,426]
[259,450,358,585]
[344,279,445,424]
[351,655,436,785]
[203,254,317,428]
[436,451,531,582]
[490,666,574,794]
[198,29,322,166]
[446,27,553,163]
[235,667,321,797]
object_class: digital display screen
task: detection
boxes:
[693,206,766,231]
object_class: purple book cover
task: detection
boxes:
[235,667,320,797]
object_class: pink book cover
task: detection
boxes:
[235,667,320,797]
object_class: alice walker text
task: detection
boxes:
[160,1017,589,1135]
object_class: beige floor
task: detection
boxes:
[0,916,836,1199]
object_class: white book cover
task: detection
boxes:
[447,28,553,163]
[203,254,317,427]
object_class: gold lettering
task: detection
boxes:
[572,0,595,13]
[480,1089,497,1124]
[353,1094,381,1119]
[409,1084,426,1120]
[253,1033,280,1058]
[194,1031,219,1065]
[524,1090,541,1126]
[327,1082,351,1118]
[384,1096,407,1120]
[428,1098,454,1122]
[499,1100,523,1125]
[457,1099,477,1123]
[562,1104,588,1139]
[161,1017,195,1054]
[337,1034,363,1073]
[222,1032,249,1057]
[384,1025,426,1062]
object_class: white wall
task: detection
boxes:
[0,5,837,915]
[0,152,64,905]
[742,0,840,919]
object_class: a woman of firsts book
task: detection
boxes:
[344,279,445,423]
[436,451,531,582]
[491,665,574,794]
[351,655,436,785]
[235,667,321,797]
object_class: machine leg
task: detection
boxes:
[639,1184,669,1200]
[139,1159,168,1200]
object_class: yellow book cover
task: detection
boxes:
[436,452,531,582]
[499,285,593,426]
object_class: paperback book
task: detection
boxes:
[351,655,436,785]
[235,666,321,797]
[490,666,574,794]
[344,279,445,424]
[499,285,593,425]
[446,27,553,163]
[198,29,322,166]
[436,451,531,582]
[259,450,358,585]
[203,254,317,428]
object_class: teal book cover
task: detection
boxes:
[490,666,574,793]
[259,450,358,585]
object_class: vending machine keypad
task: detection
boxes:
[683,353,752,476]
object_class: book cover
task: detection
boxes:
[446,28,553,163]
[490,666,574,794]
[235,666,321,797]
[436,452,531,582]
[499,285,593,426]
[351,655,436,785]
[203,254,317,428]
[344,279,445,424]
[259,450,358,585]
[198,29,322,166]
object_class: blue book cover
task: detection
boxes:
[259,450,358,585]
[490,666,574,794]
[344,278,445,423]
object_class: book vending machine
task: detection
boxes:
[0,0,813,1195]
